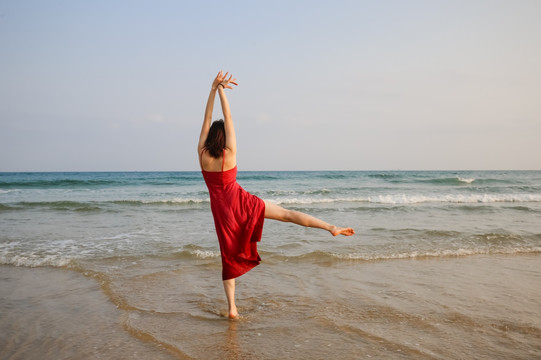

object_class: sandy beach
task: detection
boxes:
[2,254,540,359]
[0,265,174,360]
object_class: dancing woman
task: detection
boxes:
[198,71,355,319]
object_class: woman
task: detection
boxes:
[198,71,355,319]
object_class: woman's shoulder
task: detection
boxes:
[223,148,237,171]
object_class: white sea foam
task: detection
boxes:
[273,197,341,205]
[457,177,475,184]
[331,246,541,261]
[190,249,220,259]
[0,254,76,268]
[144,198,209,205]
[112,198,209,206]
[271,193,541,205]
[0,189,18,194]
[370,193,541,204]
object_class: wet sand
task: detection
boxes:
[1,254,540,359]
[0,266,175,359]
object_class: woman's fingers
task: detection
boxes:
[214,71,238,89]
[213,70,224,88]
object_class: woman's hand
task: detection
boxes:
[213,70,238,90]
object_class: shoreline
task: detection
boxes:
[1,253,540,359]
[0,265,176,360]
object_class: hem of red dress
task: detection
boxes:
[222,261,259,280]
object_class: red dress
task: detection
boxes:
[202,152,266,280]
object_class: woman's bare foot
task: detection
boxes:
[228,307,239,320]
[330,226,355,236]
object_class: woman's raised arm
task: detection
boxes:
[198,72,220,154]
[197,71,238,155]
[217,77,237,155]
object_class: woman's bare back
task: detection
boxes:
[200,148,236,172]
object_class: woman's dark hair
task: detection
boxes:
[204,120,226,158]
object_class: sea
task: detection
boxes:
[1,170,540,359]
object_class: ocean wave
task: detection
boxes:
[0,189,19,194]
[375,193,541,204]
[188,249,220,259]
[330,247,541,261]
[367,173,402,179]
[368,173,525,186]
[5,244,539,269]
[265,246,541,263]
[3,193,540,212]
[0,254,76,268]
[265,189,332,197]
[0,178,122,189]
[112,198,210,206]
[178,245,221,259]
[304,188,332,195]
[457,177,475,184]
[0,172,209,191]
[8,201,105,212]
[237,174,280,181]
[419,177,476,185]
[3,231,538,269]
[316,173,348,179]
[272,193,541,205]
[366,193,539,204]
[0,203,17,211]
[505,205,541,213]
[3,198,210,211]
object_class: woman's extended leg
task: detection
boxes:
[264,201,355,236]
[223,279,238,319]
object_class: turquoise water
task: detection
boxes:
[1,170,540,267]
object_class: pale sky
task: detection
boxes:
[1,0,540,171]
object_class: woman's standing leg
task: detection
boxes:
[223,279,238,319]
[264,201,355,236]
